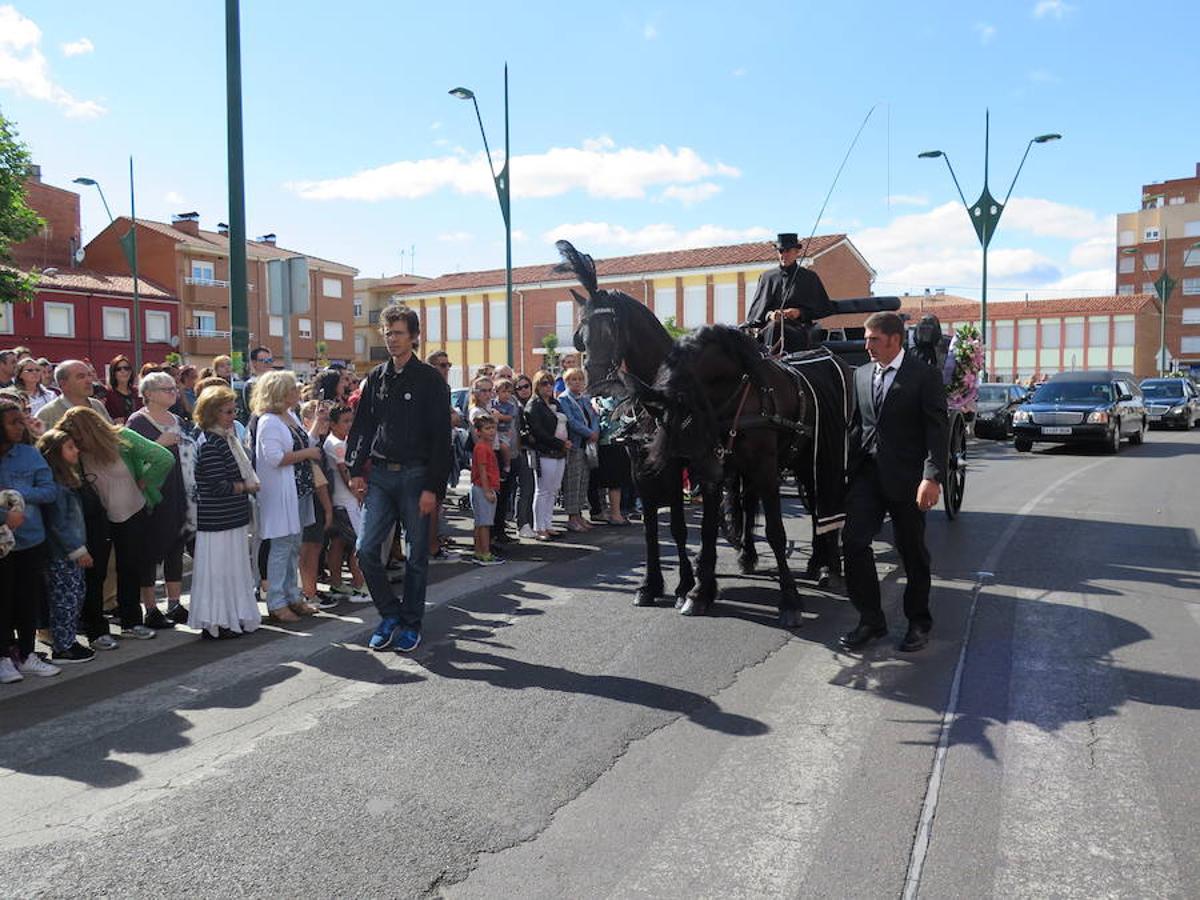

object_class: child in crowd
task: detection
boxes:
[0,397,60,683]
[37,429,96,664]
[323,404,370,603]
[470,415,504,566]
[490,378,517,472]
[298,399,336,610]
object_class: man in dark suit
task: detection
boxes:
[745,233,836,352]
[839,311,948,653]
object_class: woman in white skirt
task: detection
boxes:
[190,385,261,639]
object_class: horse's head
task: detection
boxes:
[572,290,626,397]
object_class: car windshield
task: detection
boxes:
[1140,381,1184,399]
[1032,381,1114,403]
[977,385,1009,403]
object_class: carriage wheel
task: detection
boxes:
[943,413,967,519]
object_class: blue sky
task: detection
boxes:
[3,0,1199,300]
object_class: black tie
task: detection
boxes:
[873,365,893,414]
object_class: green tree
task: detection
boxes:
[662,316,690,339]
[0,110,44,305]
[541,331,559,369]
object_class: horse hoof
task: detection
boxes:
[633,590,657,607]
[679,598,698,616]
[778,607,804,629]
[738,555,758,575]
[816,567,831,589]
[674,595,686,610]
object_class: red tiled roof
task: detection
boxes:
[395,235,849,296]
[27,268,175,300]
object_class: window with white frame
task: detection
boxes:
[268,315,283,337]
[1182,278,1200,296]
[714,283,738,325]
[1143,282,1156,294]
[145,310,170,343]
[298,317,312,339]
[425,301,442,341]
[353,294,365,318]
[1185,221,1200,238]
[1144,227,1160,242]
[0,302,12,334]
[1184,247,1200,268]
[1040,319,1060,348]
[1117,284,1135,295]
[323,321,344,341]
[448,365,464,389]
[1064,319,1085,348]
[445,301,462,340]
[1181,336,1200,354]
[322,277,342,298]
[489,300,507,339]
[190,260,215,283]
[1143,253,1160,270]
[467,303,484,339]
[1118,230,1136,246]
[1118,256,1135,274]
[44,302,74,338]
[194,311,217,334]
[654,287,676,323]
[354,334,367,355]
[683,285,706,329]
[555,300,574,345]
[1088,316,1110,347]
[1181,307,1200,324]
[103,307,130,341]
[1113,317,1135,347]
[993,320,1014,350]
[1017,321,1037,348]
[1170,196,1186,205]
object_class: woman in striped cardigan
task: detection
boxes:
[190,386,261,639]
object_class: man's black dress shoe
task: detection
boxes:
[839,623,888,651]
[898,625,931,653]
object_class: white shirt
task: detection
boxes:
[323,434,357,511]
[873,348,905,407]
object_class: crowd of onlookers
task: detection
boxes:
[0,337,639,685]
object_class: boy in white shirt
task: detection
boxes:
[323,404,370,602]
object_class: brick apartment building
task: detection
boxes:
[390,235,874,386]
[821,293,1162,381]
[3,168,180,367]
[1115,162,1200,375]
[353,274,431,371]
[84,214,359,375]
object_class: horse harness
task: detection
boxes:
[701,360,814,462]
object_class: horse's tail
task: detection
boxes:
[720,473,745,550]
[553,240,599,297]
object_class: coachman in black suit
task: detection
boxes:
[745,233,836,352]
[840,312,949,653]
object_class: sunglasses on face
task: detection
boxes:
[437,362,452,369]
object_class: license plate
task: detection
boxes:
[1042,426,1072,435]
[1148,414,1162,421]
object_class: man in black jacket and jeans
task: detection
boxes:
[840,311,948,653]
[346,304,451,653]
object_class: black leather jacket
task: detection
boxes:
[524,396,568,458]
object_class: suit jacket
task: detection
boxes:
[745,264,836,327]
[847,353,949,502]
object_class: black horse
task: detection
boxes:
[554,240,702,607]
[651,325,853,628]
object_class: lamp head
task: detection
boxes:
[1121,248,1139,255]
[72,177,98,186]
[448,87,475,100]
[1033,133,1062,143]
[917,150,944,159]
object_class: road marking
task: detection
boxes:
[901,458,1109,900]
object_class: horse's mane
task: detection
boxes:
[656,324,766,397]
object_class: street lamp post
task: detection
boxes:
[74,161,144,370]
[450,65,513,367]
[919,112,1060,375]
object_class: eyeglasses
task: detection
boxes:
[436,362,452,370]
[256,356,274,364]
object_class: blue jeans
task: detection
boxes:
[266,532,302,611]
[357,465,431,629]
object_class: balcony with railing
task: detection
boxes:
[186,327,232,339]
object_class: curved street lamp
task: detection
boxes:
[920,113,1061,373]
[450,66,513,366]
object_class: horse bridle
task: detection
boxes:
[575,304,624,394]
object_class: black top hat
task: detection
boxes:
[773,233,803,251]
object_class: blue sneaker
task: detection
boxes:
[368,617,401,651]
[393,628,421,653]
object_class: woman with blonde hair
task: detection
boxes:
[57,406,174,640]
[253,370,323,623]
[191,386,261,638]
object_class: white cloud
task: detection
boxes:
[511,228,528,242]
[288,138,741,203]
[643,23,657,40]
[975,22,996,44]
[60,37,93,57]
[661,182,721,205]
[732,67,746,78]
[1068,235,1115,270]
[429,120,442,131]
[437,231,473,243]
[0,6,105,117]
[1002,198,1113,242]
[543,222,771,254]
[164,191,185,205]
[1033,0,1074,19]
[886,193,929,207]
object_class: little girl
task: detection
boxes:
[38,429,96,664]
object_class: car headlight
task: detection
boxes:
[1170,405,1185,414]
[1013,410,1031,424]
[1087,410,1109,424]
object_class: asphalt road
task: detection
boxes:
[2,428,1198,899]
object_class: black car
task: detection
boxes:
[1139,377,1200,429]
[1012,370,1147,453]
[973,382,1028,439]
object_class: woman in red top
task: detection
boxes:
[104,355,141,425]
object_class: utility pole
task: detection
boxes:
[225,0,249,374]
